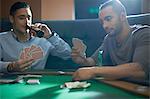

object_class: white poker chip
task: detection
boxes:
[26,79,40,84]
[136,86,148,92]
[58,71,65,74]
[60,81,91,89]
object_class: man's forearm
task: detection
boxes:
[94,63,145,79]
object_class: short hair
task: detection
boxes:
[99,0,126,15]
[10,2,30,16]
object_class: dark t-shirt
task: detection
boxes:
[91,25,150,82]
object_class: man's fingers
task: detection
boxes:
[41,24,48,30]
[71,52,79,57]
[19,59,34,70]
[18,58,34,65]
[71,48,81,56]
[31,23,43,31]
[72,72,78,81]
[33,23,48,31]
[14,58,34,71]
[72,47,80,52]
[72,70,82,81]
[20,67,29,72]
[29,29,37,36]
[33,23,41,27]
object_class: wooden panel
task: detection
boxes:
[1,0,41,20]
[41,0,74,20]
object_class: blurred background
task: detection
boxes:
[0,0,149,21]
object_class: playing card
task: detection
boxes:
[72,38,87,57]
[30,45,41,52]
[20,50,25,59]
[30,45,37,52]
[20,45,44,60]
[20,50,30,59]
[60,81,91,89]
[26,79,40,84]
[31,51,44,60]
[25,47,31,58]
[24,47,30,55]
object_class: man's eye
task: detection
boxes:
[105,16,112,21]
[19,17,25,20]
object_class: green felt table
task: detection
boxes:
[0,71,149,99]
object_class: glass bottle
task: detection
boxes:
[97,50,103,66]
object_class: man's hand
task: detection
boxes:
[20,45,44,61]
[72,67,96,81]
[71,47,87,65]
[31,23,53,38]
[7,58,34,72]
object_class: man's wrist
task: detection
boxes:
[45,31,55,39]
[7,62,17,72]
[82,57,88,65]
[7,62,14,72]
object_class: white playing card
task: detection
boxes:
[72,38,87,57]
[26,79,40,84]
[60,81,91,89]
[30,45,37,52]
[20,45,44,60]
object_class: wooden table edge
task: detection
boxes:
[96,79,150,97]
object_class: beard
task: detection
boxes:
[15,26,29,35]
[106,28,116,36]
[107,22,123,37]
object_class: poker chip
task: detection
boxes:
[58,71,65,74]
[136,86,148,92]
[26,79,40,84]
[60,81,91,89]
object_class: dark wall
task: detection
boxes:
[75,0,142,19]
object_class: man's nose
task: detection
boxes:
[25,18,31,26]
[103,21,108,30]
[103,21,109,30]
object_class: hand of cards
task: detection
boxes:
[60,81,91,89]
[72,38,87,57]
[20,45,44,61]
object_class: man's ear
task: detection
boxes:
[120,12,126,22]
[9,15,14,23]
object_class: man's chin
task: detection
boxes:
[20,30,28,34]
[108,32,116,36]
[23,31,27,34]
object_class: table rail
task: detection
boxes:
[95,78,150,97]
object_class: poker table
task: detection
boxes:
[0,70,149,99]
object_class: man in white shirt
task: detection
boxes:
[0,2,71,72]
